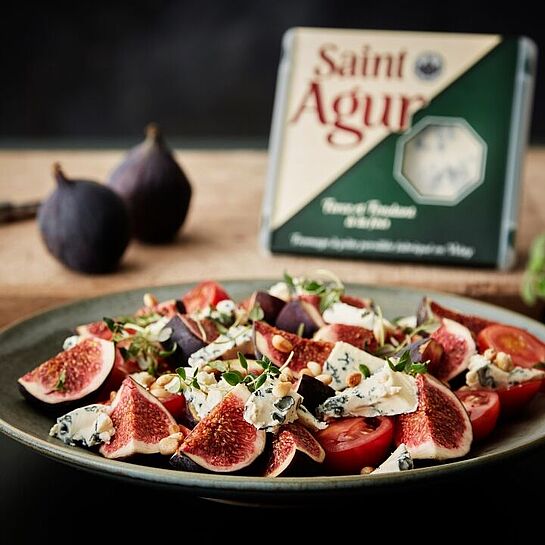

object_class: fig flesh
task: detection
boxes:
[76,320,113,340]
[429,319,476,381]
[107,123,192,243]
[100,377,178,459]
[18,338,115,407]
[395,374,473,460]
[264,423,325,477]
[180,384,266,472]
[275,300,325,338]
[314,323,377,352]
[418,297,495,335]
[38,164,130,274]
[254,321,334,374]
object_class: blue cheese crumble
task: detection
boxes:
[244,377,302,431]
[188,325,252,368]
[317,363,418,418]
[323,341,386,391]
[372,444,414,474]
[466,354,545,389]
[49,404,115,447]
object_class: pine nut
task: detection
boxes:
[159,436,180,456]
[280,368,293,382]
[272,334,293,353]
[150,387,170,400]
[307,361,322,377]
[495,351,514,372]
[360,466,374,475]
[143,292,158,308]
[273,381,292,398]
[346,372,362,388]
[299,369,313,377]
[155,373,177,387]
[483,348,496,361]
[315,373,333,385]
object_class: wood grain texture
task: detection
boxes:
[0,148,544,328]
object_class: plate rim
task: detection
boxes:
[1,279,545,493]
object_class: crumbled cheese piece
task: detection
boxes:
[244,377,302,431]
[373,444,414,474]
[268,282,291,301]
[317,363,418,418]
[49,404,115,447]
[188,325,253,368]
[62,335,81,351]
[182,369,234,421]
[466,354,545,389]
[296,405,328,432]
[323,341,385,391]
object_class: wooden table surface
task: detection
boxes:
[0,147,544,328]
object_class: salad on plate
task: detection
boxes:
[17,272,545,477]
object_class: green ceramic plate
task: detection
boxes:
[1,280,545,502]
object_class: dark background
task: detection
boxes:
[1,1,544,146]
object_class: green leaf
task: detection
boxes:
[103,317,117,332]
[296,323,305,337]
[248,303,265,322]
[254,373,268,390]
[268,365,280,376]
[257,355,272,369]
[176,366,186,380]
[404,362,428,376]
[238,352,248,371]
[359,364,370,378]
[283,272,295,293]
[191,377,201,390]
[223,371,243,386]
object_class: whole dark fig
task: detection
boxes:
[107,123,192,243]
[38,164,130,274]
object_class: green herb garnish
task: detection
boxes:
[359,364,370,378]
[53,369,67,392]
[388,350,428,376]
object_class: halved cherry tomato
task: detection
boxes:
[455,389,500,441]
[160,393,187,421]
[495,381,542,415]
[477,325,545,368]
[316,417,393,475]
[182,281,230,314]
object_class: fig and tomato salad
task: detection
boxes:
[17,272,545,477]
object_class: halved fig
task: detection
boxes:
[169,449,206,473]
[295,375,335,412]
[275,300,325,338]
[100,377,178,459]
[264,423,325,477]
[395,374,472,460]
[76,320,113,340]
[254,321,334,374]
[417,297,495,335]
[180,384,266,472]
[136,298,185,317]
[18,338,116,407]
[242,291,286,324]
[410,338,444,370]
[429,319,476,381]
[314,324,377,352]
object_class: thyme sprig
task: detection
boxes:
[221,352,284,392]
[387,350,428,377]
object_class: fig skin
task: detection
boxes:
[38,164,130,274]
[107,123,192,243]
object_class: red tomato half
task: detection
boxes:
[477,325,545,368]
[496,381,542,415]
[455,389,500,441]
[182,281,230,314]
[316,417,393,475]
[160,394,187,421]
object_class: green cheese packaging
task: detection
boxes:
[261,28,536,269]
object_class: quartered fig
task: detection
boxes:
[314,323,377,352]
[429,319,476,381]
[107,123,192,243]
[100,377,178,459]
[18,338,116,409]
[254,321,334,374]
[180,384,266,472]
[395,373,473,460]
[295,375,335,412]
[264,423,325,477]
[38,164,130,274]
[275,300,325,338]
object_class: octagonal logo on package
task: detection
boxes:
[261,28,537,268]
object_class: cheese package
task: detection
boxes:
[261,28,536,268]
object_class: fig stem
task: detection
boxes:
[52,163,73,186]
[145,123,163,143]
